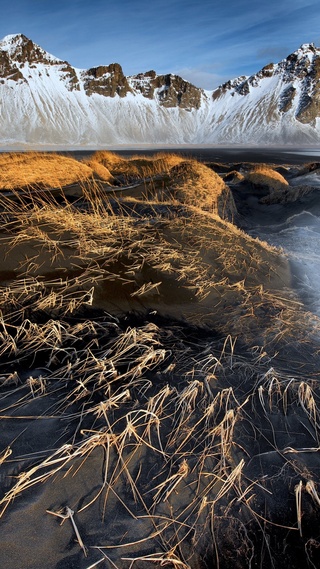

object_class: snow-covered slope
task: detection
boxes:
[1,34,320,146]
[209,43,320,144]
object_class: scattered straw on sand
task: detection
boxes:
[0,152,320,569]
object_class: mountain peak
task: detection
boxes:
[0,33,27,47]
[298,42,317,53]
[0,33,61,64]
[0,34,320,145]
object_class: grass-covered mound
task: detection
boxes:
[230,162,320,207]
[83,152,236,219]
[245,164,289,192]
[168,160,236,218]
[0,152,320,569]
[87,150,184,182]
[0,152,93,189]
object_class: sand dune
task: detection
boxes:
[0,152,320,569]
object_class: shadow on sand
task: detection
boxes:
[1,153,320,569]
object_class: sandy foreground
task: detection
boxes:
[0,151,320,569]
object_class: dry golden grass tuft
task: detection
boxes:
[128,152,184,177]
[0,152,93,189]
[169,159,237,217]
[223,170,245,184]
[86,150,140,182]
[89,150,124,168]
[1,153,320,568]
[88,150,184,181]
[84,159,114,183]
[245,165,289,191]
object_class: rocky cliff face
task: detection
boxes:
[83,63,132,97]
[128,71,202,109]
[81,66,202,109]
[3,33,57,65]
[212,43,320,129]
[1,34,320,146]
[0,51,24,83]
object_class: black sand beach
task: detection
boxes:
[1,150,320,569]
[65,145,320,165]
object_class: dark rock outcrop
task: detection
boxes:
[129,70,157,98]
[0,51,24,82]
[295,55,320,124]
[60,63,80,91]
[131,71,203,109]
[83,63,131,97]
[155,74,202,109]
[279,85,296,112]
[3,34,57,65]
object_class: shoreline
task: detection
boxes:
[1,145,320,165]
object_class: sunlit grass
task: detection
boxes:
[245,164,289,191]
[0,151,320,567]
[0,151,93,189]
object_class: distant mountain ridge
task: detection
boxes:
[1,33,320,146]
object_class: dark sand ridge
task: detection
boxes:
[1,152,320,569]
[62,145,320,166]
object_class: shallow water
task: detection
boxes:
[248,205,320,315]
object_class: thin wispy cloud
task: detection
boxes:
[1,0,320,88]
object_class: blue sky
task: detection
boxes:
[1,0,320,89]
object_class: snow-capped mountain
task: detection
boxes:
[210,42,320,144]
[1,33,320,146]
